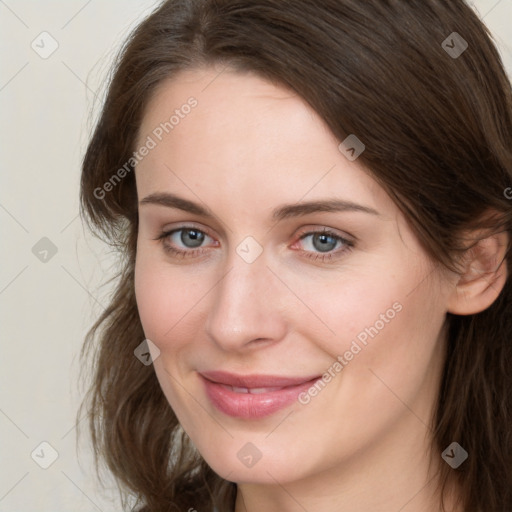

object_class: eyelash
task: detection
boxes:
[154,226,354,263]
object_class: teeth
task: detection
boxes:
[248,387,282,394]
[225,385,284,394]
[231,386,249,393]
[219,384,288,394]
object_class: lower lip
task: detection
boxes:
[201,375,320,419]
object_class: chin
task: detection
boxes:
[197,441,312,485]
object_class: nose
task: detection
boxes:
[204,248,288,353]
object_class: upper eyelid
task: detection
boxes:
[160,223,215,239]
[160,226,216,245]
[296,226,351,238]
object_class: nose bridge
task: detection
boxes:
[205,245,286,351]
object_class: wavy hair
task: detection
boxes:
[78,1,512,510]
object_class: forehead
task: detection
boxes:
[138,66,321,145]
[135,66,392,218]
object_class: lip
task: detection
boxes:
[199,371,321,419]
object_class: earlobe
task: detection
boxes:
[447,231,509,316]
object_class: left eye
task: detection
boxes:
[298,232,343,253]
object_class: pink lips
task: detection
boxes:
[199,370,321,419]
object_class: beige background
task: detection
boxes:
[1,1,511,510]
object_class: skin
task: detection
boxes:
[133,65,507,511]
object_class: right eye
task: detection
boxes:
[155,226,218,258]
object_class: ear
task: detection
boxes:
[447,230,509,315]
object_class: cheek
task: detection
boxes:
[134,251,192,346]
[134,247,221,363]
[133,254,203,417]
[326,275,446,424]
[294,269,405,352]
[308,259,444,388]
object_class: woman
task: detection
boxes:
[78,1,512,511]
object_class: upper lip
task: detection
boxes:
[199,370,320,388]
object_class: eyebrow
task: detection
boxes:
[139,192,380,221]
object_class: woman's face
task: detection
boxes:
[134,66,456,490]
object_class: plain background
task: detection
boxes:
[1,1,511,510]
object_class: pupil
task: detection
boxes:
[182,229,204,248]
[313,233,336,252]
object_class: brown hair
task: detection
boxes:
[78,1,512,511]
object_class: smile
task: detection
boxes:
[199,371,321,419]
